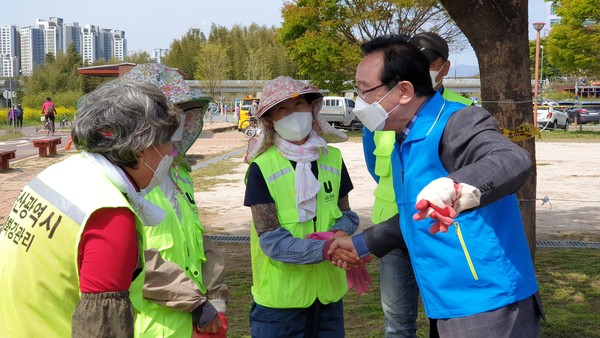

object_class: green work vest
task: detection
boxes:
[371,130,399,224]
[249,146,348,309]
[0,155,144,338]
[370,88,473,224]
[132,163,207,338]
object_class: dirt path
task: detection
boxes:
[196,139,600,240]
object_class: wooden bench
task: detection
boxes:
[0,149,16,170]
[32,137,62,157]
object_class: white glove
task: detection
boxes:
[413,177,481,234]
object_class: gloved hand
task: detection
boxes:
[307,232,372,294]
[413,177,481,234]
[193,312,228,338]
[346,255,373,296]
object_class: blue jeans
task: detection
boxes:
[250,299,344,338]
[380,245,419,337]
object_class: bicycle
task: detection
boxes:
[204,102,220,122]
[59,114,72,128]
[240,116,260,138]
[40,117,54,136]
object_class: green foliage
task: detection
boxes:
[164,24,297,83]
[194,42,230,98]
[124,51,153,64]
[163,28,207,79]
[21,43,85,109]
[546,0,600,77]
[529,38,560,79]
[279,0,458,93]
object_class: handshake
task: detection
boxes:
[308,232,372,296]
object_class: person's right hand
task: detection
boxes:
[328,236,361,270]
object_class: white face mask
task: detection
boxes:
[429,61,447,89]
[273,111,313,142]
[353,83,400,132]
[140,145,174,196]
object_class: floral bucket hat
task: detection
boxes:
[245,76,348,162]
[123,63,212,156]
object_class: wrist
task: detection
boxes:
[322,238,334,261]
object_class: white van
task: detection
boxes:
[318,96,357,127]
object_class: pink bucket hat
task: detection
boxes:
[245,76,348,162]
[256,76,323,118]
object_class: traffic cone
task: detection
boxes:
[64,136,73,150]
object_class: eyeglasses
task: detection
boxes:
[354,83,386,99]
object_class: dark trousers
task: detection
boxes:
[430,293,543,338]
[250,299,344,338]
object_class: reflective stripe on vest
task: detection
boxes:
[0,155,142,338]
[249,146,348,308]
[133,164,207,338]
[371,130,399,224]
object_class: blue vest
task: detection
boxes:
[393,93,538,318]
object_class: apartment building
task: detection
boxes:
[0,25,19,77]
[1,17,128,77]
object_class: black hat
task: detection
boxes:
[411,32,449,62]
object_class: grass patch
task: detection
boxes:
[537,130,600,142]
[189,156,242,191]
[219,244,600,337]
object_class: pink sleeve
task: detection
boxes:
[78,208,139,293]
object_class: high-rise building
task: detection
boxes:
[35,18,60,59]
[113,30,126,61]
[62,22,82,53]
[2,17,128,75]
[81,24,98,64]
[0,25,19,77]
[98,28,113,61]
[19,26,44,76]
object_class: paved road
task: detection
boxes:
[0,126,71,161]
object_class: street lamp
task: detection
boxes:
[533,22,545,128]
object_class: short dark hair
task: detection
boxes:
[360,34,434,97]
[46,97,51,101]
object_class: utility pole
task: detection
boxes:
[154,48,169,63]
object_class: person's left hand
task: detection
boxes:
[413,177,481,234]
[194,313,228,337]
[197,313,221,334]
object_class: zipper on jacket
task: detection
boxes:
[455,221,479,280]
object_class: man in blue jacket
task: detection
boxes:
[334,34,543,337]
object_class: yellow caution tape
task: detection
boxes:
[500,122,540,142]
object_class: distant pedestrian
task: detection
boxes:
[249,99,258,117]
[7,106,15,127]
[234,103,240,122]
[41,97,56,135]
[14,104,23,129]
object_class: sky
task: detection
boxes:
[5,0,549,67]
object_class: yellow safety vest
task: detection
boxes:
[0,155,144,338]
[132,163,207,337]
[248,146,348,309]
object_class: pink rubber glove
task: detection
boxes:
[307,232,373,295]
[346,256,373,296]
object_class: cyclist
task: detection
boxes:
[41,97,56,135]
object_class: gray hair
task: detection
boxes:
[72,79,179,168]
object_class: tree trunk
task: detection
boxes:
[440,0,537,259]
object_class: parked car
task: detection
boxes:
[566,102,600,124]
[318,96,356,128]
[537,106,569,130]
